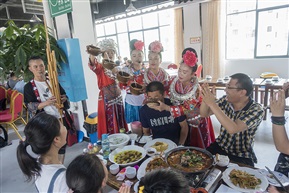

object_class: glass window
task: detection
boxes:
[116,19,127,33]
[128,16,142,31]
[258,0,289,9]
[129,31,143,42]
[159,10,172,26]
[96,37,105,43]
[227,12,256,59]
[143,29,159,60]
[227,0,256,14]
[160,26,173,62]
[117,33,130,59]
[142,12,158,29]
[95,9,173,63]
[226,0,289,59]
[95,24,105,37]
[104,22,116,35]
[256,7,289,57]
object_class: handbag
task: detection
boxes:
[63,109,78,147]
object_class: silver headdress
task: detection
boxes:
[96,39,118,54]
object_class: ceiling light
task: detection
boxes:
[30,14,42,23]
[125,1,137,12]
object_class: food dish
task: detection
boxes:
[109,145,146,167]
[134,181,140,192]
[216,154,230,167]
[143,138,177,154]
[108,133,130,150]
[145,157,168,172]
[137,136,153,144]
[222,166,268,193]
[166,147,213,174]
[137,157,154,180]
[258,169,289,187]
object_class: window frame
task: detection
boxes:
[226,1,289,59]
[95,10,172,62]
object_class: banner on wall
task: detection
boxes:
[57,38,88,102]
[48,0,73,17]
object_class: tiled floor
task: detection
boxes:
[0,110,288,193]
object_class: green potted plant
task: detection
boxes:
[0,20,67,82]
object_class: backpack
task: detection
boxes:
[0,125,8,148]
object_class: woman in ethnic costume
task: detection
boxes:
[121,39,145,123]
[143,41,170,94]
[152,48,215,148]
[87,39,127,139]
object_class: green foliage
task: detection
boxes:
[0,20,67,81]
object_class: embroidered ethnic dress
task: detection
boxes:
[169,77,215,148]
[121,66,145,123]
[90,59,128,139]
[144,68,170,95]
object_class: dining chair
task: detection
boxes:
[0,86,6,100]
[0,92,26,140]
[6,88,13,103]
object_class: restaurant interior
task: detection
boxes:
[0,0,289,192]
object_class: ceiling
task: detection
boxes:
[0,0,195,27]
[0,0,44,27]
[92,0,176,19]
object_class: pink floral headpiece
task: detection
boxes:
[149,41,163,53]
[134,40,144,51]
[183,50,198,67]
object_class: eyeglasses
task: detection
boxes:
[226,86,244,90]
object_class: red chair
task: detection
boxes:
[195,64,203,78]
[0,93,26,140]
[0,86,6,100]
[0,90,18,115]
[168,63,177,69]
[6,88,13,103]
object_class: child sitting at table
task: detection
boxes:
[137,169,192,193]
[66,154,130,193]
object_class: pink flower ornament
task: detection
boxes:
[134,40,144,51]
[150,41,163,53]
[183,50,197,67]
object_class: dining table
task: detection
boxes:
[103,141,289,193]
[199,77,289,120]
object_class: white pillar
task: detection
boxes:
[42,0,99,136]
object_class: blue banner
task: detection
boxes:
[57,38,87,102]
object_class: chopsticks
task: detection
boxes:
[137,133,144,143]
[265,166,288,193]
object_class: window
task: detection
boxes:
[226,0,289,59]
[95,9,174,62]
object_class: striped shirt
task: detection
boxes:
[216,96,264,163]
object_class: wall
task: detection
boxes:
[225,58,289,78]
[183,2,289,78]
[183,3,202,64]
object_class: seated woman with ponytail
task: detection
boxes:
[66,154,130,193]
[16,112,68,193]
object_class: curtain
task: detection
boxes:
[174,8,184,66]
[201,0,223,79]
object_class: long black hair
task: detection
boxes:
[66,154,106,193]
[16,112,61,181]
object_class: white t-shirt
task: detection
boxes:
[35,164,68,193]
[34,80,61,118]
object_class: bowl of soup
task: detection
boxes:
[165,147,214,174]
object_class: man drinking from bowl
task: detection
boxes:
[139,81,188,145]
